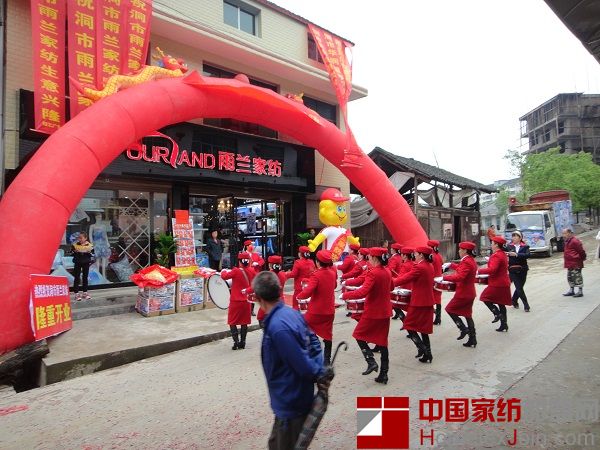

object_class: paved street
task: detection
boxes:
[1,233,599,449]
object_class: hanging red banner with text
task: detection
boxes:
[123,0,152,74]
[96,0,128,88]
[31,0,67,134]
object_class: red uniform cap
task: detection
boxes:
[243,240,253,247]
[359,248,370,256]
[492,236,507,246]
[316,249,333,264]
[391,243,402,250]
[268,255,282,264]
[459,241,476,251]
[320,187,349,202]
[415,246,433,255]
[349,244,361,251]
[401,247,414,255]
[369,247,388,257]
[299,245,310,253]
[238,252,251,260]
[427,239,440,248]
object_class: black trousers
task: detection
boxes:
[510,269,528,305]
[268,414,307,450]
[209,258,221,270]
[73,262,90,293]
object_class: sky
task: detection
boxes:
[278,0,600,185]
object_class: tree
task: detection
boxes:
[520,148,600,211]
[495,187,511,217]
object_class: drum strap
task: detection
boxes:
[241,269,251,288]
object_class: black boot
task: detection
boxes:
[433,304,442,325]
[238,325,248,349]
[392,308,401,320]
[563,288,575,296]
[346,311,352,317]
[408,331,425,358]
[573,288,583,298]
[230,325,239,350]
[357,340,379,375]
[484,301,501,323]
[522,298,531,312]
[372,345,381,353]
[251,303,256,316]
[374,347,389,384]
[449,313,468,340]
[323,339,332,366]
[419,333,433,363]
[463,318,477,348]
[496,306,508,332]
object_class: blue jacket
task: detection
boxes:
[261,302,325,419]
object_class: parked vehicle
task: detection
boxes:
[504,190,572,257]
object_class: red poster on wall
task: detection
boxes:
[67,0,99,117]
[29,275,72,340]
[122,0,152,74]
[31,0,67,134]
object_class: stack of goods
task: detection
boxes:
[176,276,205,311]
[130,265,179,317]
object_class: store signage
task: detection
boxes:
[126,132,283,177]
[29,275,72,340]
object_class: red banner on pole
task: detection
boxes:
[31,0,67,134]
[96,0,128,88]
[29,275,72,340]
[122,0,152,74]
[67,0,99,117]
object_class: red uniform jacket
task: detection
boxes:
[342,259,368,280]
[296,267,337,315]
[273,270,287,299]
[477,249,510,287]
[343,266,393,319]
[394,261,434,307]
[285,258,316,294]
[338,254,357,275]
[432,252,443,278]
[563,236,586,269]
[387,254,402,277]
[221,266,255,302]
[394,261,414,289]
[250,252,265,273]
[443,256,477,299]
[345,270,368,287]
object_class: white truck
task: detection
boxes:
[504,190,572,257]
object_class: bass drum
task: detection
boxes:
[207,275,232,310]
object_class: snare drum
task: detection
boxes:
[207,275,232,310]
[297,297,310,313]
[476,274,489,285]
[345,298,365,314]
[391,288,411,306]
[242,288,256,304]
[433,276,456,292]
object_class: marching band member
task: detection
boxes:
[442,241,478,348]
[285,246,316,310]
[394,246,435,363]
[478,236,512,332]
[221,252,256,350]
[243,240,265,273]
[428,240,444,325]
[394,247,415,327]
[338,243,360,276]
[388,243,403,320]
[254,255,287,328]
[341,247,393,384]
[342,247,370,317]
[296,250,337,365]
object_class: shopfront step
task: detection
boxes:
[72,302,137,320]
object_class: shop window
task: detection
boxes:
[558,121,565,134]
[202,64,278,138]
[303,96,337,125]
[544,129,550,142]
[308,34,324,63]
[224,0,258,36]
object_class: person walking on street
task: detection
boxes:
[285,246,316,311]
[253,271,331,450]
[562,228,587,298]
[72,232,94,301]
[221,252,255,349]
[443,241,478,348]
[507,231,531,311]
[478,236,512,332]
[206,229,223,271]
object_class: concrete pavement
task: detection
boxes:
[0,232,599,449]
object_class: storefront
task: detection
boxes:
[15,109,315,289]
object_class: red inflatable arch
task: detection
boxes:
[0,72,427,352]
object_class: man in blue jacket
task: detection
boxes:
[253,271,330,450]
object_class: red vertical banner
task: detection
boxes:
[96,0,127,88]
[122,0,152,74]
[31,0,67,134]
[67,0,98,117]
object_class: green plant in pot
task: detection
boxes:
[154,232,177,267]
[295,232,311,248]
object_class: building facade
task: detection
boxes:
[519,93,600,164]
[2,0,367,288]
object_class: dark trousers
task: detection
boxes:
[73,262,89,293]
[268,414,307,450]
[209,258,220,270]
[510,270,529,306]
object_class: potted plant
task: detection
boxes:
[154,232,176,267]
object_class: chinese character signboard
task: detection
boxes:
[31,0,67,134]
[29,275,72,340]
[97,0,127,87]
[123,0,152,74]
[172,210,197,267]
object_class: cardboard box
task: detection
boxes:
[176,275,206,312]
[136,282,176,317]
